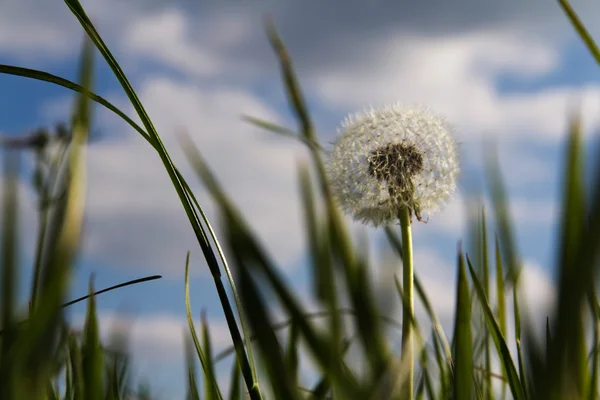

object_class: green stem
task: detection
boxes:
[399,206,414,400]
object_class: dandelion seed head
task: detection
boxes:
[325,104,460,226]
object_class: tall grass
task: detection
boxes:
[0,0,599,398]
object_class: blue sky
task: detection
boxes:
[2,0,600,397]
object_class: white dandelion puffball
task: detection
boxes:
[325,104,460,226]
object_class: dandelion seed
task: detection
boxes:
[325,104,460,226]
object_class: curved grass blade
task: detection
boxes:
[467,255,526,400]
[241,115,324,152]
[62,1,261,396]
[0,275,162,337]
[559,0,600,66]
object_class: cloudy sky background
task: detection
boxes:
[1,0,600,397]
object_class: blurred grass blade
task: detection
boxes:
[202,313,220,400]
[467,255,526,400]
[484,144,521,286]
[82,278,103,400]
[184,253,224,400]
[453,243,473,400]
[242,115,324,152]
[183,142,362,398]
[480,207,493,400]
[228,357,242,400]
[69,333,84,400]
[184,331,201,400]
[233,247,299,400]
[0,149,20,399]
[298,161,343,359]
[588,292,599,400]
[10,37,94,399]
[544,108,588,399]
[285,321,300,387]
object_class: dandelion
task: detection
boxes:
[325,104,460,399]
[325,104,460,226]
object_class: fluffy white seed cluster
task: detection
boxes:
[325,104,460,226]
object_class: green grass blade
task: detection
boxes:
[233,245,299,400]
[228,357,242,400]
[185,144,362,398]
[0,150,20,399]
[285,321,300,387]
[480,208,493,400]
[69,333,85,400]
[453,244,473,400]
[184,253,224,400]
[541,108,588,399]
[202,313,220,400]
[467,255,526,400]
[559,0,600,66]
[184,331,201,400]
[241,115,324,152]
[63,2,261,395]
[82,278,103,400]
[484,145,521,286]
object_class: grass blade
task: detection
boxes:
[467,255,526,400]
[82,278,103,400]
[453,243,473,400]
[184,252,224,400]
[184,331,201,400]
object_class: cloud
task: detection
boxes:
[74,75,307,275]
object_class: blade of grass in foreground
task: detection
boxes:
[453,244,473,400]
[467,256,526,400]
[62,2,261,397]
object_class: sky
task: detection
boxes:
[1,0,600,398]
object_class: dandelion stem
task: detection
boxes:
[399,206,414,399]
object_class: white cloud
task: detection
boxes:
[123,9,223,78]
[74,76,307,275]
[0,1,76,59]
[307,31,600,144]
